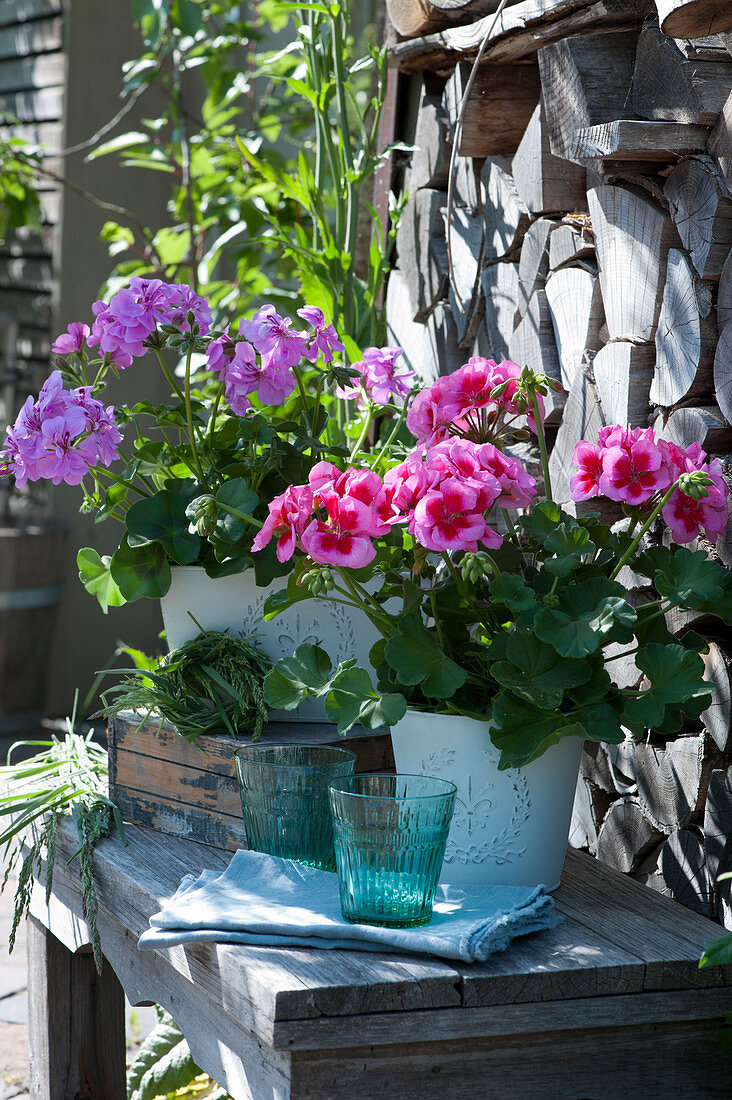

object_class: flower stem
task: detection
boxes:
[154,347,185,403]
[351,405,374,458]
[367,392,413,471]
[183,345,208,489]
[335,569,395,633]
[217,503,263,529]
[610,483,678,581]
[93,466,149,497]
[531,391,552,501]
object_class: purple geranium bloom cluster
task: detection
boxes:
[204,304,345,417]
[0,370,122,487]
[86,278,212,369]
[337,346,414,409]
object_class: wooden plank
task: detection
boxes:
[512,101,587,215]
[0,0,61,26]
[480,259,520,360]
[0,15,62,59]
[571,119,709,162]
[708,89,732,189]
[48,820,464,1029]
[443,60,540,157]
[289,1020,732,1098]
[0,52,63,94]
[389,0,646,73]
[27,916,126,1100]
[274,986,732,1050]
[396,187,448,321]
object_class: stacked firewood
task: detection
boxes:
[381,0,732,925]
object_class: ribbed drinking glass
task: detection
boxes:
[328,773,457,927]
[235,744,356,870]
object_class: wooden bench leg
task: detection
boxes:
[27,915,126,1100]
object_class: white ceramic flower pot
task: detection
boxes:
[160,566,382,722]
[390,710,583,889]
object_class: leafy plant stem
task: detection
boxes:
[610,484,678,580]
[351,404,374,457]
[531,392,552,501]
[335,569,395,632]
[216,502,263,529]
[153,347,186,403]
[183,345,208,489]
[367,392,412,470]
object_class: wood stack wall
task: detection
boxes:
[0,0,63,512]
[382,0,732,926]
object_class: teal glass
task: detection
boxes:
[328,774,457,928]
[235,744,356,871]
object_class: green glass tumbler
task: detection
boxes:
[235,744,356,871]
[328,774,457,928]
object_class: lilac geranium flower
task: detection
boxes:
[52,322,90,356]
[297,306,345,364]
[338,346,414,409]
[242,305,309,369]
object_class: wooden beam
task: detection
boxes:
[632,20,732,126]
[593,341,654,427]
[571,120,708,162]
[386,0,501,38]
[443,60,540,157]
[512,102,587,214]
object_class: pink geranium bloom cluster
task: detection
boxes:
[571,425,728,543]
[85,278,212,369]
[0,371,122,487]
[253,438,537,566]
[406,357,545,447]
[337,346,415,409]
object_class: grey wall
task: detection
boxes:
[46,0,171,714]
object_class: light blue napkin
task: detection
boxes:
[138,850,560,963]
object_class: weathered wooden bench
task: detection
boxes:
[27,818,732,1099]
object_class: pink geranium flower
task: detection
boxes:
[598,439,672,506]
[252,485,314,562]
[413,479,500,553]
[301,491,377,568]
[570,441,604,500]
[338,347,414,409]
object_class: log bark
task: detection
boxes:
[547,368,609,508]
[508,289,564,422]
[389,0,648,74]
[545,266,600,388]
[538,31,641,165]
[581,741,623,795]
[664,156,732,280]
[411,93,452,190]
[654,0,732,38]
[424,300,466,380]
[700,641,732,753]
[385,267,428,380]
[571,120,708,162]
[480,260,520,361]
[607,734,709,833]
[588,184,679,342]
[632,20,732,126]
[704,768,732,890]
[713,323,732,427]
[708,90,732,189]
[386,0,501,38]
[443,60,540,158]
[650,249,716,407]
[396,188,448,322]
[717,245,732,330]
[654,405,732,454]
[595,797,665,874]
[549,220,595,270]
[593,341,654,427]
[482,158,531,260]
[517,217,556,314]
[511,102,587,215]
[658,826,712,917]
[446,204,484,346]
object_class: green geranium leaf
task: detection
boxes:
[110,537,171,601]
[263,643,334,710]
[520,501,567,542]
[325,667,407,734]
[654,548,725,606]
[489,574,536,611]
[632,545,673,581]
[700,933,732,969]
[77,547,125,613]
[624,643,713,729]
[125,489,201,565]
[570,700,624,745]
[384,616,467,699]
[215,478,260,542]
[492,634,591,708]
[535,577,636,658]
[252,543,291,588]
[543,523,596,577]
[491,693,572,769]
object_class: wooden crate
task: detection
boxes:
[108,713,394,851]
